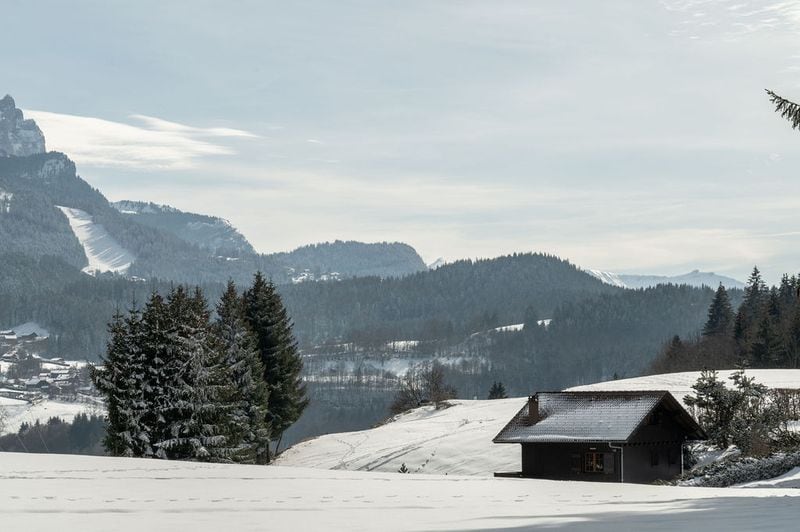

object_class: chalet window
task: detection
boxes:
[584,452,614,474]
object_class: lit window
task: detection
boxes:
[584,452,605,473]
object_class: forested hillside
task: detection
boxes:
[281,253,617,345]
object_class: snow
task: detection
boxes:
[588,269,627,287]
[587,269,745,290]
[0,397,100,435]
[493,323,524,332]
[1,453,799,531]
[278,370,800,477]
[4,321,50,338]
[568,369,800,404]
[0,188,12,213]
[488,319,550,334]
[56,206,136,274]
[277,398,524,475]
[738,467,800,489]
[386,340,419,351]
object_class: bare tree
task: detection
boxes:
[390,361,457,415]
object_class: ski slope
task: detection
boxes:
[57,206,136,274]
[1,453,799,532]
[277,370,800,476]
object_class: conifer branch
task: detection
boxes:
[766,89,800,130]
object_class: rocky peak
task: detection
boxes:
[0,94,46,157]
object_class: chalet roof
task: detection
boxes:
[493,390,706,444]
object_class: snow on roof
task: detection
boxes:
[493,390,702,443]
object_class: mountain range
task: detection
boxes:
[1,93,751,447]
[0,95,427,285]
[587,269,744,290]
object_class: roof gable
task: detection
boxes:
[493,391,705,444]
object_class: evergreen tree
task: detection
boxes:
[487,381,508,400]
[214,280,270,464]
[155,286,228,461]
[750,313,783,368]
[243,272,308,455]
[90,309,144,457]
[735,267,767,345]
[702,284,734,337]
[137,292,171,458]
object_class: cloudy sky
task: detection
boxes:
[3,0,800,282]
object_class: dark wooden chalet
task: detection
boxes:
[493,391,706,483]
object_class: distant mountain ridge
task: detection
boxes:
[111,199,256,256]
[587,269,744,290]
[0,95,429,285]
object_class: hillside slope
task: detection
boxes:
[276,370,800,476]
[112,200,256,256]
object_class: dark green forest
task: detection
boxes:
[650,268,800,373]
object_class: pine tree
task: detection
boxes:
[136,291,172,458]
[487,381,508,399]
[750,312,784,368]
[154,286,229,461]
[243,272,308,455]
[735,266,767,346]
[90,309,143,457]
[702,284,734,337]
[214,280,270,464]
[767,89,800,131]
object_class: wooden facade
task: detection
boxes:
[494,391,706,483]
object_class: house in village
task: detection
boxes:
[493,391,706,483]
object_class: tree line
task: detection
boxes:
[91,273,307,463]
[650,267,800,373]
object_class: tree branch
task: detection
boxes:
[766,89,800,130]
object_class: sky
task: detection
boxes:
[3,0,800,283]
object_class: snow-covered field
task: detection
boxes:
[277,370,800,476]
[0,396,101,435]
[57,206,136,274]
[278,397,523,475]
[1,453,799,532]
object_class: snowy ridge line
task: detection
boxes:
[57,206,136,274]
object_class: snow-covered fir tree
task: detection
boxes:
[213,280,270,464]
[91,309,144,457]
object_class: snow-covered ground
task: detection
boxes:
[57,206,136,274]
[739,467,800,489]
[1,453,799,531]
[277,370,800,476]
[0,396,101,435]
[277,398,523,475]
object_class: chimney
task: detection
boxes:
[527,395,540,425]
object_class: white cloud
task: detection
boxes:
[25,110,257,170]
